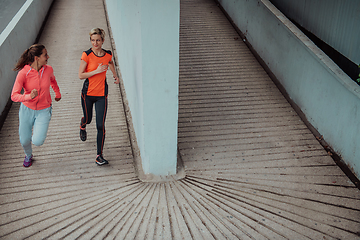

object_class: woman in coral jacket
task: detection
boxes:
[11,44,61,167]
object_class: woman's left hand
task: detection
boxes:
[55,97,61,101]
[114,76,120,84]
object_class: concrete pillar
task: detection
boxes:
[105,0,180,176]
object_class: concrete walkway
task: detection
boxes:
[0,0,359,239]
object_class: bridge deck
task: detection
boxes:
[0,0,359,239]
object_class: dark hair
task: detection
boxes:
[13,44,45,71]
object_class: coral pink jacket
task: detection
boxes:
[11,65,61,110]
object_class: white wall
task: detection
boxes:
[0,0,54,118]
[105,0,180,176]
[218,0,360,178]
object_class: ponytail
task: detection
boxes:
[13,44,45,71]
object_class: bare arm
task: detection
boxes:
[108,60,119,84]
[78,60,108,80]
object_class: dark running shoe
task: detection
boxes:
[23,155,33,167]
[96,155,109,166]
[80,127,87,141]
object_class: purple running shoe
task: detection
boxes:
[23,155,33,167]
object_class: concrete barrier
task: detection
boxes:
[217,0,360,178]
[0,0,54,124]
[105,0,180,178]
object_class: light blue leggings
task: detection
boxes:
[19,104,52,157]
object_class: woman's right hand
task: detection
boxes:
[96,63,108,74]
[30,89,38,99]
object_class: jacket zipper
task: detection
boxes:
[36,68,41,110]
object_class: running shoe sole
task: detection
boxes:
[96,159,109,165]
[80,128,87,141]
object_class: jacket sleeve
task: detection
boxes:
[11,71,32,102]
[49,69,61,99]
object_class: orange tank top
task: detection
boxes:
[81,48,112,96]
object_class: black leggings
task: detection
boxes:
[81,93,108,155]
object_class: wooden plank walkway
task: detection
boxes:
[0,0,359,239]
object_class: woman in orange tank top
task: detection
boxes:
[78,28,119,165]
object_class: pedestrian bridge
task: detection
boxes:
[0,0,359,239]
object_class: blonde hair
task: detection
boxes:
[89,28,105,41]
